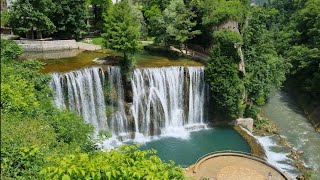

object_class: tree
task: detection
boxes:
[202,0,249,26]
[88,0,113,30]
[140,0,171,11]
[162,0,201,51]
[205,29,245,119]
[8,0,56,39]
[143,5,168,43]
[243,6,288,107]
[102,0,141,57]
[268,0,320,104]
[50,0,88,40]
[1,9,10,27]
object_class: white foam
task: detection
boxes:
[161,127,190,139]
[255,136,298,176]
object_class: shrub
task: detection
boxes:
[41,145,185,180]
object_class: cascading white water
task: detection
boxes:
[187,66,206,125]
[104,67,128,136]
[131,66,208,138]
[132,67,185,137]
[51,68,107,130]
[51,66,209,141]
[50,67,128,135]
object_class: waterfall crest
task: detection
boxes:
[51,66,209,140]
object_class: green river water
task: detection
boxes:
[263,91,320,179]
[138,128,250,167]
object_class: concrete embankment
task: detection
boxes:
[14,40,101,51]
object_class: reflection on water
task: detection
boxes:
[135,52,204,67]
[40,50,116,73]
[263,91,320,179]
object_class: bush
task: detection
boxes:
[49,110,94,146]
[1,63,40,116]
[0,39,23,61]
[1,146,43,179]
[41,145,185,180]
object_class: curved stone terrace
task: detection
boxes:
[185,151,292,180]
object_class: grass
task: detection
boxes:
[92,37,104,46]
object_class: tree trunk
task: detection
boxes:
[185,44,188,56]
[31,29,34,39]
[36,31,42,39]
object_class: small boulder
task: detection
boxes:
[233,118,254,132]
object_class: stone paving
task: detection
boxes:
[185,153,290,180]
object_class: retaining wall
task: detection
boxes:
[14,40,101,51]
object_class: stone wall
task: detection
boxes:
[14,40,102,52]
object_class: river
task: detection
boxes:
[262,91,320,179]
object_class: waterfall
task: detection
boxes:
[50,67,128,135]
[104,67,129,136]
[187,66,207,125]
[131,66,208,138]
[132,67,185,137]
[51,66,209,141]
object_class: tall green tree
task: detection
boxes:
[50,0,88,40]
[162,0,201,50]
[205,29,245,119]
[102,0,141,58]
[143,5,167,43]
[8,0,56,38]
[102,0,141,82]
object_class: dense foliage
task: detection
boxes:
[0,40,184,179]
[162,0,201,50]
[8,0,88,39]
[202,0,249,26]
[41,145,184,179]
[243,6,288,107]
[8,0,56,37]
[142,0,201,47]
[269,0,320,104]
[206,29,245,119]
[50,0,88,39]
[1,39,94,179]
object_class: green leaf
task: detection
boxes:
[62,174,71,180]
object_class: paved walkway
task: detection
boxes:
[185,153,291,180]
[170,46,210,62]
